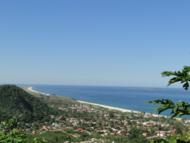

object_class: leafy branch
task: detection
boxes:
[150,66,190,118]
[149,99,190,118]
[162,66,190,90]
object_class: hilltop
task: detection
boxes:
[0,85,53,123]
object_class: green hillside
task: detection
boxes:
[0,85,53,123]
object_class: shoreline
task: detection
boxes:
[27,87,51,96]
[26,87,166,118]
[77,100,165,118]
[77,100,141,114]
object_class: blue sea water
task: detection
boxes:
[29,85,190,115]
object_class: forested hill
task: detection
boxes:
[0,85,53,122]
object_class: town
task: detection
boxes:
[28,91,190,143]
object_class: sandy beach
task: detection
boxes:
[77,100,165,118]
[77,100,141,114]
[27,87,143,113]
[27,87,139,113]
[26,86,165,118]
[27,87,51,96]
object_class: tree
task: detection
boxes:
[0,119,27,143]
[0,119,46,143]
[149,66,190,143]
[150,66,190,118]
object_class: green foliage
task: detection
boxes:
[128,127,147,143]
[34,130,90,143]
[162,66,190,90]
[36,130,147,143]
[150,133,190,143]
[0,85,54,123]
[0,128,26,143]
[149,99,190,117]
[150,66,190,117]
[0,119,46,143]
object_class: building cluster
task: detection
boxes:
[34,102,190,141]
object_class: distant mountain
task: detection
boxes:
[0,85,53,122]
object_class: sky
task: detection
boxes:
[0,0,190,87]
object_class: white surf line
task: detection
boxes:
[77,100,169,118]
[27,87,181,120]
[78,100,141,114]
[27,87,50,96]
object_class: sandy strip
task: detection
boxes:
[27,87,141,114]
[77,100,168,118]
[27,87,50,96]
[26,86,166,118]
[77,100,141,114]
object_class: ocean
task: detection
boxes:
[29,85,190,115]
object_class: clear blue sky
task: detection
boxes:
[0,0,190,87]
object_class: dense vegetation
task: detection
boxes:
[0,119,46,143]
[0,85,53,123]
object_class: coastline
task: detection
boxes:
[77,100,141,114]
[77,100,165,118]
[27,87,51,96]
[26,87,165,118]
